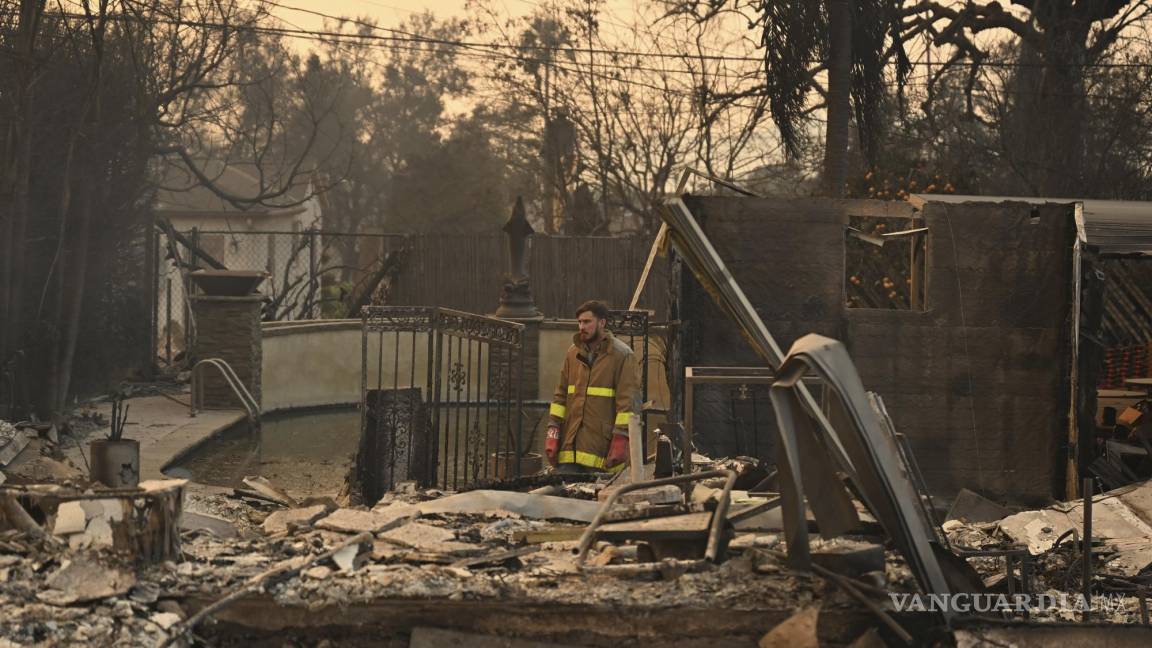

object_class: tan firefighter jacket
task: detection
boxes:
[548,331,641,470]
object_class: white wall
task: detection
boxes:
[261,319,668,414]
[262,320,429,412]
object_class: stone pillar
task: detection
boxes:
[191,295,263,408]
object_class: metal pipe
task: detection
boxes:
[1083,477,1093,621]
[575,469,735,564]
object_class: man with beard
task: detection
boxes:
[545,300,640,473]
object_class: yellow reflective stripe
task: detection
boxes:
[556,450,607,469]
[607,462,625,474]
[549,403,567,419]
[614,411,632,426]
[586,386,616,397]
[567,385,576,394]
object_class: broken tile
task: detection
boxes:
[180,511,237,538]
[378,521,475,554]
[317,508,412,534]
[260,504,330,536]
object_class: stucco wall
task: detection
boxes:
[262,319,670,417]
[262,320,430,412]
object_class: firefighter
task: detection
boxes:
[545,300,640,473]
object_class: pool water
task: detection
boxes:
[165,407,361,500]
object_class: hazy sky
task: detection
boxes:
[266,0,658,48]
[270,0,474,28]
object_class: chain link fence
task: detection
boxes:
[154,228,666,372]
[155,229,407,370]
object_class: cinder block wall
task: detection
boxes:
[681,196,1074,504]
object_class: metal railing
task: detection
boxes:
[190,357,261,427]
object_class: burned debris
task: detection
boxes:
[6,189,1152,648]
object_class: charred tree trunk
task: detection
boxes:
[1001,4,1095,197]
[822,0,853,198]
[0,0,43,417]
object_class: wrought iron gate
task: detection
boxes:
[357,306,525,499]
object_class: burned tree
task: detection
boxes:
[0,0,329,419]
[899,0,1152,196]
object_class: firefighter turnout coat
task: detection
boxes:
[548,331,641,469]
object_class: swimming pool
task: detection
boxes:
[164,407,361,500]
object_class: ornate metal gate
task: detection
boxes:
[357,306,525,499]
[607,310,650,451]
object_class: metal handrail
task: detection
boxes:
[190,358,260,426]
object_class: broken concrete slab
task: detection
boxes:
[260,504,330,536]
[37,559,136,606]
[317,508,413,535]
[52,501,87,535]
[993,480,1152,576]
[79,499,125,524]
[946,488,1010,524]
[615,485,684,507]
[999,509,1079,555]
[416,490,599,523]
[181,511,238,539]
[378,521,475,554]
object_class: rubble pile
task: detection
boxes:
[942,483,1152,624]
[0,470,847,646]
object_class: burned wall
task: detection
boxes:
[681,196,1074,503]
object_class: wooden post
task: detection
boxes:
[628,414,643,483]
